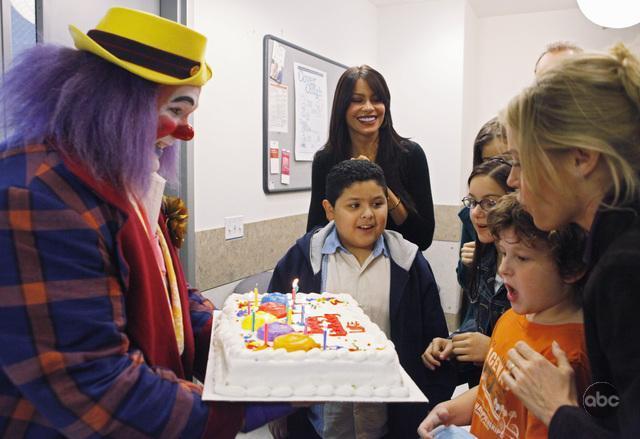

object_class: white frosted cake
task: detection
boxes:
[213,292,410,398]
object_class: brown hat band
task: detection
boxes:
[87,29,201,79]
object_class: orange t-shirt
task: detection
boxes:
[470,309,591,439]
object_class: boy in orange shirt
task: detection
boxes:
[418,193,591,439]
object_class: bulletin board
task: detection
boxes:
[263,35,347,194]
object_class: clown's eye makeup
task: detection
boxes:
[169,107,183,117]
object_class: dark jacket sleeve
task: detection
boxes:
[306,155,331,232]
[455,207,475,288]
[548,406,615,439]
[416,254,456,405]
[387,254,455,438]
[549,235,640,439]
[393,142,435,251]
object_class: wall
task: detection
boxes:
[472,8,640,136]
[378,0,467,207]
[191,0,379,290]
[376,0,468,317]
[37,1,640,303]
[370,1,640,319]
[192,0,378,232]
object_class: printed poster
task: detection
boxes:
[293,62,328,161]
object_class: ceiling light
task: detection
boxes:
[577,0,640,28]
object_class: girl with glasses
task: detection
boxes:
[423,157,513,388]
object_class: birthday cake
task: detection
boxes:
[213,291,409,398]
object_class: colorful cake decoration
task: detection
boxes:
[257,322,294,342]
[241,310,276,330]
[260,292,288,305]
[214,291,409,399]
[259,301,287,318]
[273,332,319,352]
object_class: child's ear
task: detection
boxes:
[322,199,335,221]
[562,269,586,285]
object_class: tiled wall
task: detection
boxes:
[196,205,464,329]
[196,214,307,290]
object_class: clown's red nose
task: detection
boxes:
[173,124,194,141]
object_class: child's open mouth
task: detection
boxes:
[506,283,518,302]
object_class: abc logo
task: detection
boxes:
[583,382,619,418]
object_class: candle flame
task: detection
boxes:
[292,278,299,288]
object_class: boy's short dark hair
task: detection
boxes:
[325,159,388,205]
[487,192,587,288]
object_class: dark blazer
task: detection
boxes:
[549,202,640,439]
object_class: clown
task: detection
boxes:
[0,7,289,438]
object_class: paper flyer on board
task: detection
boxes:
[268,82,289,133]
[270,141,280,174]
[293,62,328,161]
[281,149,290,184]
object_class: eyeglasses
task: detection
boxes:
[462,196,498,211]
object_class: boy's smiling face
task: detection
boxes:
[323,180,388,260]
[497,227,573,319]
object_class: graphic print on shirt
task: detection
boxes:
[473,347,520,439]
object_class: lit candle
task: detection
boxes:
[323,329,327,350]
[264,323,269,345]
[292,278,299,308]
[251,310,256,332]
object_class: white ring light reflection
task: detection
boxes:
[577,0,640,28]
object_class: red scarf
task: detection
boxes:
[63,157,194,379]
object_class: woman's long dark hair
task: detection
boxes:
[465,157,514,303]
[316,65,416,211]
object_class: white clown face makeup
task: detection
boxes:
[155,85,201,149]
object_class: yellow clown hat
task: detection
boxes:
[69,7,212,86]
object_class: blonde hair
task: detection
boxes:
[503,42,640,206]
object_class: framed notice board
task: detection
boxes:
[263,35,347,194]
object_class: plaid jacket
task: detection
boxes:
[0,144,241,438]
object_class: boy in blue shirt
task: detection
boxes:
[269,159,455,438]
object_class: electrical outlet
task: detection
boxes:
[224,215,244,240]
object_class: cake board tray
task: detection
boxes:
[203,312,428,403]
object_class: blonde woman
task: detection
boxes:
[500,43,640,438]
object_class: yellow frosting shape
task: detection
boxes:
[273,333,321,352]
[241,311,277,330]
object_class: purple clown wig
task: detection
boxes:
[0,44,179,194]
